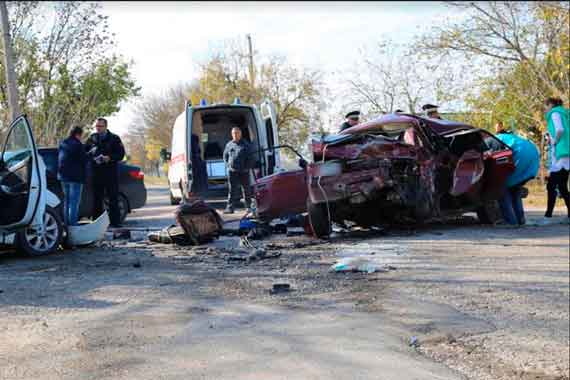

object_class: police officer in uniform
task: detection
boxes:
[422,104,442,119]
[339,110,361,132]
[85,117,126,228]
[223,126,254,214]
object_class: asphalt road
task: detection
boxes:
[0,185,568,380]
[123,186,246,230]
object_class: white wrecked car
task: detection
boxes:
[0,115,108,255]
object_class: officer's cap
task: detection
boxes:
[421,104,439,113]
[345,110,361,119]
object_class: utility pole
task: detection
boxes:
[0,1,20,121]
[246,34,255,90]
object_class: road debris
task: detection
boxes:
[330,257,396,274]
[409,336,420,347]
[270,283,291,295]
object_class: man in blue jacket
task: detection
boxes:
[494,122,539,225]
[58,126,87,226]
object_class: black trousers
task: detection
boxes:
[545,168,570,217]
[227,171,252,208]
[93,167,121,225]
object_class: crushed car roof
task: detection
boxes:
[340,113,474,136]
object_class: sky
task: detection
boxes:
[101,1,460,136]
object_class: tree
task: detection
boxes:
[0,1,140,144]
[0,1,20,122]
[130,37,326,163]
[340,39,466,120]
[419,1,570,136]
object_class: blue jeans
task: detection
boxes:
[499,186,525,225]
[62,182,83,226]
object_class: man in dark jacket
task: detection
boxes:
[85,117,126,227]
[339,110,360,132]
[223,126,253,214]
[58,126,87,226]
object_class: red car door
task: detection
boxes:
[480,131,515,200]
[253,168,308,221]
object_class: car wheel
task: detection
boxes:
[307,199,331,238]
[104,194,129,224]
[16,206,64,256]
[476,200,503,224]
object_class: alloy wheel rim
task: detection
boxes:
[24,212,58,253]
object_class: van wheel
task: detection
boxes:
[476,200,503,224]
[307,199,331,238]
[16,206,64,256]
[170,187,181,205]
[180,182,188,204]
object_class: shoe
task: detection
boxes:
[223,206,234,214]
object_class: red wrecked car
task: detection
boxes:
[253,113,515,238]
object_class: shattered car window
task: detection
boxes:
[480,131,509,153]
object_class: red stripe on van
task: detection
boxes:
[171,153,186,164]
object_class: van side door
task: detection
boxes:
[259,100,280,175]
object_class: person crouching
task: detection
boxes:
[223,127,254,214]
[495,123,539,225]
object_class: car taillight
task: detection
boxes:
[129,170,144,180]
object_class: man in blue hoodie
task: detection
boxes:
[58,126,87,226]
[494,122,539,225]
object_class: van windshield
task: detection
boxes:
[191,106,259,162]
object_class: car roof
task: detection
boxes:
[37,147,140,170]
[340,113,474,136]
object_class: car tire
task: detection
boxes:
[104,194,129,224]
[16,206,64,256]
[476,200,503,224]
[307,199,331,238]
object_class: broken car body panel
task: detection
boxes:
[254,113,514,228]
[66,211,110,246]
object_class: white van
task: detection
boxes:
[167,98,281,204]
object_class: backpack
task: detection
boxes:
[174,200,224,245]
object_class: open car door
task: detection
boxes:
[0,115,43,231]
[479,130,514,200]
[253,146,308,222]
[259,100,280,175]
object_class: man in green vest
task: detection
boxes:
[539,97,570,225]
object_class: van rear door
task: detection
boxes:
[259,100,280,175]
